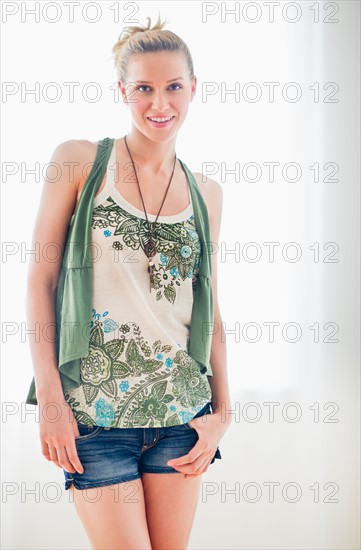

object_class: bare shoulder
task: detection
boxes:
[52,139,99,191]
[52,138,94,158]
[26,139,100,288]
[52,138,98,167]
[192,172,223,222]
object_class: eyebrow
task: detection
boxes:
[134,77,185,84]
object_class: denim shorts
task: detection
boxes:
[63,401,222,490]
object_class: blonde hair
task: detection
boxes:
[112,13,195,83]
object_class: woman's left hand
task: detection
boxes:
[166,411,231,478]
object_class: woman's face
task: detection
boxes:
[118,51,196,143]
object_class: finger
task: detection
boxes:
[41,441,51,460]
[189,454,210,475]
[167,453,193,468]
[185,460,211,478]
[168,442,204,468]
[57,446,76,474]
[58,444,83,474]
[185,467,208,478]
[168,457,196,473]
[170,451,208,474]
[48,445,61,468]
[65,441,84,474]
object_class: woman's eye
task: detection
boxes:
[169,83,183,91]
[136,85,150,92]
[136,83,183,93]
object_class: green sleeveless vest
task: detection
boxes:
[25,137,214,405]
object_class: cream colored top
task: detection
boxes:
[64,141,212,428]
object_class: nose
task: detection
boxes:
[151,90,169,112]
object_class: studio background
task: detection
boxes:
[1,1,360,549]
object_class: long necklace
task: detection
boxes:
[123,135,177,291]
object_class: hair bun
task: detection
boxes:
[112,12,194,84]
[116,14,167,44]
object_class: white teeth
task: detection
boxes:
[148,116,174,122]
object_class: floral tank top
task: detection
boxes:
[64,141,212,428]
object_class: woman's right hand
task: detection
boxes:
[38,393,84,474]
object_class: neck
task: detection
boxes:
[122,127,177,176]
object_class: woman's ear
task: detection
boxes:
[118,80,128,106]
[190,75,197,102]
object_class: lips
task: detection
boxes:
[147,116,175,122]
[146,116,176,128]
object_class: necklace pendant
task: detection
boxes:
[144,237,156,258]
[147,258,154,292]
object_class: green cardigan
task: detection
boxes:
[25,137,214,406]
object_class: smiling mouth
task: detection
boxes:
[147,116,176,123]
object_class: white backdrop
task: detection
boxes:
[1,1,360,549]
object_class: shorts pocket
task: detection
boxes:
[75,423,103,441]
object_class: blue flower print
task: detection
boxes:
[119,381,129,392]
[170,267,179,277]
[165,357,173,368]
[95,398,115,427]
[160,253,168,266]
[156,353,163,360]
[180,245,191,258]
[188,229,198,240]
[103,318,119,333]
[92,308,101,322]
[179,410,194,423]
[104,230,112,237]
[90,308,118,333]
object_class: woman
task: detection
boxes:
[25,14,232,550]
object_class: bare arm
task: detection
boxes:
[166,173,232,477]
[25,139,95,474]
[26,139,85,402]
[195,173,232,423]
